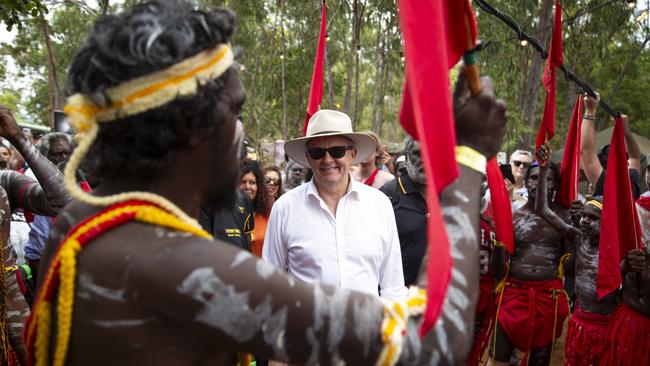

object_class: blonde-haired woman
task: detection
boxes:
[351,131,395,189]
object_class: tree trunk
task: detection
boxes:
[377,62,391,136]
[41,16,63,129]
[351,0,365,128]
[522,0,553,148]
[324,42,334,108]
[370,13,384,133]
[279,0,288,140]
[343,0,364,115]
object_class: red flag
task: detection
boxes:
[398,0,477,335]
[535,0,563,150]
[596,117,643,299]
[555,95,582,208]
[486,158,514,254]
[303,2,327,136]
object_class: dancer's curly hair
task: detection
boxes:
[66,0,238,181]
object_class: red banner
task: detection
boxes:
[555,95,582,208]
[596,117,643,299]
[303,2,327,135]
[398,0,477,335]
[535,0,563,150]
[486,158,514,254]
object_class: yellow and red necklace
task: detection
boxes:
[24,200,211,366]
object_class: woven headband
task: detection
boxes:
[585,199,603,210]
[64,43,234,132]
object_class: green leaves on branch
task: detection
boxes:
[0,0,48,31]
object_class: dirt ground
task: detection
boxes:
[476,319,569,365]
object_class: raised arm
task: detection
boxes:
[534,144,580,243]
[0,106,71,215]
[621,115,641,172]
[580,93,603,186]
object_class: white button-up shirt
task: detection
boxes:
[263,177,407,300]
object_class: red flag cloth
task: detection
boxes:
[596,117,643,299]
[397,0,477,336]
[555,95,582,208]
[486,158,514,254]
[535,0,563,150]
[303,3,327,136]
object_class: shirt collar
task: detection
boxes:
[306,173,361,201]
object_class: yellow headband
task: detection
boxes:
[64,43,234,132]
[62,43,235,228]
[586,200,603,210]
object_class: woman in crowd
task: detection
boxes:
[351,131,395,189]
[239,160,265,250]
[251,165,283,257]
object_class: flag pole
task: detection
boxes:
[461,2,482,95]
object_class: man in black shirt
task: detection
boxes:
[380,136,427,286]
[199,188,254,251]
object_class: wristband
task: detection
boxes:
[583,114,596,121]
[493,240,506,248]
[456,146,486,174]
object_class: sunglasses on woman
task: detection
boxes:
[512,160,530,168]
[264,177,280,186]
[306,145,354,160]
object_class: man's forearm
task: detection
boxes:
[7,132,70,213]
[416,165,481,365]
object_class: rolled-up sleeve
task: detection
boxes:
[378,199,407,300]
[262,201,288,272]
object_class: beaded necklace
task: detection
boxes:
[24,200,212,366]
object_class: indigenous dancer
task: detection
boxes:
[598,196,650,365]
[31,1,508,365]
[535,145,615,366]
[491,147,571,366]
[0,106,70,365]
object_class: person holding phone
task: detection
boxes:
[507,149,533,210]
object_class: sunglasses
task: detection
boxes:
[512,160,531,168]
[264,177,280,186]
[307,145,354,160]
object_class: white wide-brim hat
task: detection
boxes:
[284,109,377,168]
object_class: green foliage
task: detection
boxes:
[1,4,93,125]
[477,0,649,154]
[1,0,649,154]
[0,0,48,31]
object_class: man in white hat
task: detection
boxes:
[263,109,407,300]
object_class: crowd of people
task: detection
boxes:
[0,1,647,365]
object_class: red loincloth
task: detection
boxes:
[496,277,569,358]
[599,304,650,366]
[565,305,612,366]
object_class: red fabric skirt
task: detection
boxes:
[496,277,569,352]
[565,306,612,366]
[599,304,650,366]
